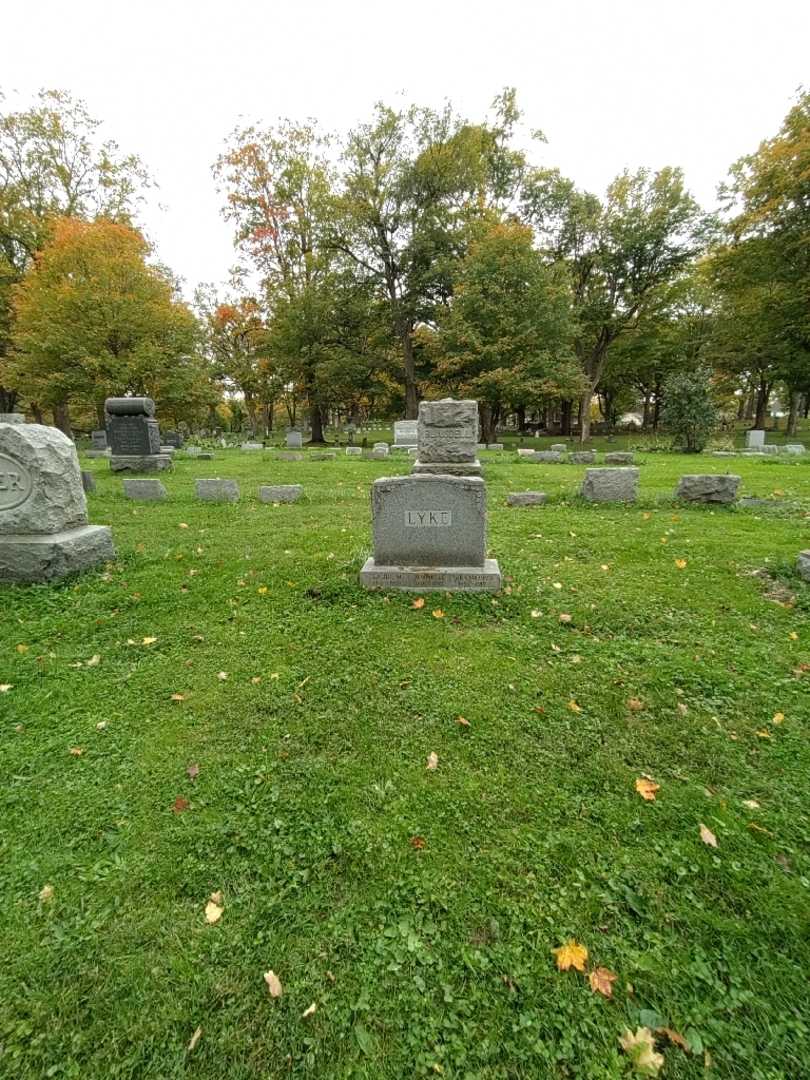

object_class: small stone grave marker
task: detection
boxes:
[123,478,167,501]
[196,478,240,502]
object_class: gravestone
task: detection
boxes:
[393,419,418,448]
[798,551,810,583]
[746,430,765,448]
[372,447,389,459]
[91,430,108,450]
[196,478,240,502]
[185,446,203,457]
[570,451,596,464]
[346,446,362,456]
[507,491,547,507]
[106,397,172,472]
[525,451,563,463]
[81,470,96,494]
[0,413,25,425]
[276,451,304,462]
[675,474,740,504]
[360,473,501,592]
[162,431,184,448]
[517,448,536,458]
[286,430,303,449]
[487,443,504,451]
[241,442,263,451]
[605,451,634,465]
[123,478,167,501]
[258,484,303,503]
[550,443,567,452]
[412,398,482,476]
[0,422,115,582]
[581,467,639,503]
[783,444,806,455]
[309,451,337,461]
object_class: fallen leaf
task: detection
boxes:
[217,671,229,681]
[531,609,541,618]
[0,684,12,692]
[16,643,29,654]
[187,1026,203,1052]
[742,799,760,810]
[627,698,644,711]
[553,939,588,972]
[642,512,652,520]
[756,728,772,739]
[264,969,283,997]
[656,1026,689,1052]
[589,966,617,998]
[39,883,54,902]
[432,609,445,619]
[258,586,268,595]
[635,778,660,801]
[142,636,158,646]
[301,1002,317,1019]
[677,702,688,715]
[426,751,438,771]
[179,522,189,529]
[171,693,186,702]
[411,597,425,609]
[186,763,200,781]
[620,1027,664,1075]
[559,613,572,624]
[675,558,687,570]
[409,835,426,849]
[772,712,784,724]
[699,823,717,847]
[86,654,101,667]
[96,721,107,731]
[567,700,581,713]
[205,899,223,924]
[789,631,798,640]
[552,582,562,590]
[69,746,84,756]
[172,797,190,814]
[455,715,470,727]
[251,675,262,685]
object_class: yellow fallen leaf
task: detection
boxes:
[171,693,186,702]
[187,1026,203,1052]
[96,721,107,731]
[600,564,609,571]
[0,684,13,693]
[39,883,54,902]
[69,747,84,756]
[635,778,660,801]
[567,700,581,713]
[619,1028,664,1075]
[16,643,29,654]
[426,751,438,771]
[179,522,189,529]
[552,582,563,590]
[432,609,445,619]
[559,613,572,624]
[217,671,229,681]
[142,636,158,646]
[210,890,223,905]
[86,654,101,667]
[530,609,541,618]
[205,899,223,924]
[251,676,262,685]
[675,558,687,569]
[627,698,644,711]
[756,728,772,739]
[743,799,760,809]
[699,823,718,847]
[258,586,268,595]
[789,631,798,640]
[552,939,588,972]
[455,715,470,727]
[301,1001,317,1019]
[411,597,425,609]
[589,966,617,998]
[264,969,283,998]
[642,512,652,520]
[772,712,784,724]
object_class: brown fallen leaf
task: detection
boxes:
[426,751,438,771]
[635,778,660,802]
[205,897,223,924]
[627,698,644,712]
[567,700,581,713]
[552,939,588,972]
[187,1026,203,1052]
[699,823,717,847]
[619,1027,664,1075]
[559,613,573,624]
[171,693,186,702]
[186,763,200,781]
[455,715,470,727]
[264,969,283,997]
[409,835,426,849]
[588,966,617,998]
[411,597,425,609]
[69,747,84,756]
[172,797,190,814]
[656,1026,689,1052]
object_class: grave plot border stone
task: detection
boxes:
[581,467,639,503]
[258,484,303,503]
[507,491,547,506]
[675,474,740,504]
[195,478,240,503]
[123,478,167,501]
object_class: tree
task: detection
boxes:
[0,89,150,412]
[9,218,201,433]
[661,368,718,452]
[436,219,581,441]
[523,166,706,440]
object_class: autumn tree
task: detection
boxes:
[523,166,706,440]
[436,219,581,441]
[9,218,202,433]
[0,89,150,413]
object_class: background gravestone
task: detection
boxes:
[123,479,167,501]
[196,478,240,502]
[0,422,114,582]
[393,419,418,448]
[0,413,25,425]
[91,430,108,450]
[106,397,172,472]
[286,430,303,449]
[412,398,482,476]
[360,473,501,591]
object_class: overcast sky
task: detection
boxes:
[4,0,809,299]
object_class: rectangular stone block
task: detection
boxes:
[275,452,304,462]
[416,398,479,463]
[123,479,167,501]
[309,451,336,461]
[346,446,362,455]
[107,415,160,456]
[110,455,172,472]
[550,443,567,452]
[1,423,87,535]
[195,478,240,502]
[675,474,740,503]
[91,430,108,449]
[525,451,563,463]
[507,491,547,506]
[360,558,501,592]
[581,467,639,502]
[605,451,635,464]
[487,443,504,451]
[783,444,806,455]
[798,551,810,582]
[241,442,263,451]
[393,420,418,446]
[0,525,115,583]
[286,431,303,448]
[745,429,765,448]
[258,484,303,503]
[81,470,96,494]
[369,473,487,568]
[570,451,596,464]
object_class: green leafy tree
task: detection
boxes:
[661,367,718,452]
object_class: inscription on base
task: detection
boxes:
[405,509,452,527]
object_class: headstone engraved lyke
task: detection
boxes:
[0,422,115,582]
[359,473,501,592]
[411,398,482,476]
[106,397,172,473]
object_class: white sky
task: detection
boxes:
[4,0,809,299]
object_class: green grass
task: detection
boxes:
[1,446,808,1079]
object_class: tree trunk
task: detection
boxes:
[642,392,651,430]
[560,400,572,436]
[754,379,770,430]
[309,403,326,444]
[52,401,72,437]
[578,390,593,443]
[744,388,756,420]
[786,391,802,437]
[478,403,495,444]
[0,386,19,413]
[400,322,419,419]
[31,402,44,425]
[736,394,746,420]
[515,404,526,433]
[96,403,106,428]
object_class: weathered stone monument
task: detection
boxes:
[286,430,303,449]
[258,484,302,503]
[123,479,167,501]
[393,419,418,449]
[0,422,114,583]
[162,430,184,449]
[411,398,481,476]
[91,430,108,450]
[106,397,172,473]
[746,430,765,448]
[675,474,740,504]
[507,491,547,507]
[581,467,639,503]
[798,551,810,583]
[195,479,240,503]
[360,473,501,592]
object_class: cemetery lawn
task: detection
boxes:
[2,447,809,1080]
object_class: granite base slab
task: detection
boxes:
[411,460,482,477]
[110,454,173,472]
[359,557,501,592]
[0,525,115,583]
